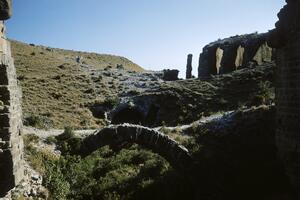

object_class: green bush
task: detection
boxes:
[24,114,53,129]
[56,127,82,155]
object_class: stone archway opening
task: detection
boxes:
[111,107,145,125]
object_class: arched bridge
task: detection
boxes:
[80,124,193,171]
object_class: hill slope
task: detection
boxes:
[11,40,145,129]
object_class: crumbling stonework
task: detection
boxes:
[268,0,300,195]
[0,1,25,197]
[81,124,192,171]
[186,54,193,79]
[198,33,273,78]
[0,0,11,20]
[162,69,179,81]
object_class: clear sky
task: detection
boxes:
[7,0,285,77]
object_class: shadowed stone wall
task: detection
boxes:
[81,124,192,171]
[198,33,273,78]
[0,0,25,197]
[268,0,300,195]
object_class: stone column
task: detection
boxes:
[186,54,193,79]
[0,0,25,197]
[268,0,300,195]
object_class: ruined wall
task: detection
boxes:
[268,0,300,195]
[198,33,273,78]
[0,5,25,196]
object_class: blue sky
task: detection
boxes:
[7,0,285,77]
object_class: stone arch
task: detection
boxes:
[80,124,192,171]
[235,45,245,69]
[111,107,145,125]
[253,42,273,65]
[215,47,224,74]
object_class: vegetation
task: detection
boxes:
[15,38,288,199]
[12,40,144,129]
[22,105,295,200]
[24,131,192,200]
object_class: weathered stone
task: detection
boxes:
[198,33,273,78]
[81,124,192,171]
[162,69,179,81]
[267,0,300,196]
[0,18,24,197]
[0,0,11,20]
[186,54,193,79]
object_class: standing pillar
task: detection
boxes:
[186,54,193,79]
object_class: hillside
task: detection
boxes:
[11,40,286,200]
[11,40,146,129]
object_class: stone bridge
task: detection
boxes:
[80,124,193,171]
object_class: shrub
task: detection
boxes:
[24,114,53,129]
[56,127,82,155]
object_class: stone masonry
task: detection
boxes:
[186,54,193,79]
[81,124,192,171]
[0,0,25,196]
[268,0,300,195]
[198,33,273,78]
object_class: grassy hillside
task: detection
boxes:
[11,40,144,129]
[11,40,275,130]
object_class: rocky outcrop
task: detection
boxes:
[81,124,192,171]
[0,9,25,197]
[162,69,179,81]
[186,54,193,79]
[198,33,273,78]
[268,0,300,195]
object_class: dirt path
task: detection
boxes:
[153,111,234,132]
[23,127,97,139]
[23,111,235,139]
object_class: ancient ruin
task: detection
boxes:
[81,124,192,171]
[198,33,273,78]
[186,54,193,79]
[162,69,179,81]
[0,0,25,197]
[1,0,300,198]
[268,0,300,195]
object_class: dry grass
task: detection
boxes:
[11,40,144,129]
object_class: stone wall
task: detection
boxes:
[198,33,273,78]
[267,0,300,195]
[0,19,24,197]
